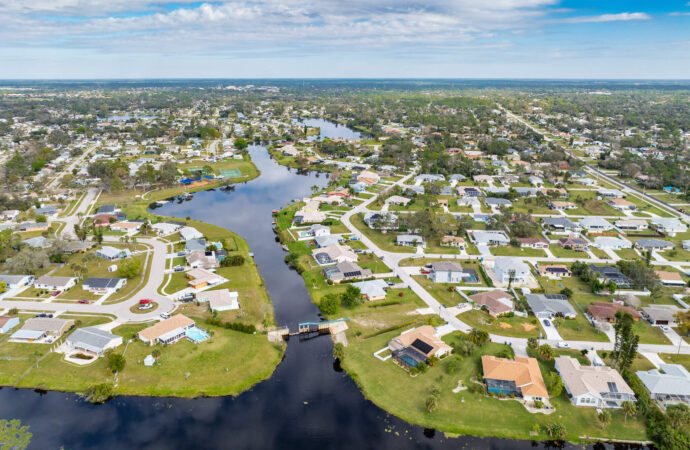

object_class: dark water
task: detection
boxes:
[0,145,622,449]
[294,118,366,141]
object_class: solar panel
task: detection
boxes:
[411,338,433,355]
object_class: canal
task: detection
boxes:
[0,123,601,449]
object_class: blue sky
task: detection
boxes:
[0,0,688,79]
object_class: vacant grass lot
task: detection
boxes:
[350,213,415,253]
[491,246,546,257]
[549,244,590,259]
[458,309,541,338]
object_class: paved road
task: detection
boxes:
[46,142,100,191]
[60,187,100,239]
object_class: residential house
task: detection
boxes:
[185,238,207,253]
[555,356,635,408]
[482,356,548,402]
[592,236,632,250]
[440,236,466,249]
[636,364,690,406]
[388,325,452,369]
[11,317,74,342]
[558,236,588,251]
[357,170,380,185]
[0,275,34,289]
[615,219,648,231]
[82,277,127,294]
[427,262,465,283]
[651,218,687,236]
[322,261,372,283]
[311,244,357,266]
[314,235,344,248]
[22,236,49,248]
[468,230,510,246]
[525,294,576,319]
[414,174,444,183]
[152,222,182,236]
[608,199,636,211]
[179,226,204,241]
[34,275,77,291]
[655,271,686,287]
[110,221,142,232]
[307,224,330,237]
[642,305,685,326]
[457,186,482,197]
[352,279,389,301]
[548,201,576,211]
[293,210,327,224]
[469,289,515,317]
[517,238,549,249]
[588,265,633,288]
[18,222,48,232]
[579,217,613,232]
[96,205,116,214]
[386,195,411,206]
[186,250,219,269]
[542,217,578,232]
[598,189,626,199]
[97,246,132,261]
[536,264,571,279]
[635,238,674,252]
[186,268,223,289]
[396,234,425,248]
[197,289,239,312]
[485,197,512,209]
[493,257,530,285]
[138,314,196,345]
[363,212,398,230]
[65,326,123,357]
[587,302,641,322]
[0,316,20,334]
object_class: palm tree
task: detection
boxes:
[622,401,637,423]
[597,409,611,429]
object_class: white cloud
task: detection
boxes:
[562,12,652,23]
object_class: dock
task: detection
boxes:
[267,318,349,342]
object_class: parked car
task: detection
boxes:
[36,313,53,318]
[543,319,551,327]
[557,341,569,348]
[160,312,170,319]
[52,290,61,297]
[138,303,154,310]
[78,300,90,304]
[177,251,186,256]
[139,299,153,304]
[174,265,184,272]
[659,325,670,333]
[179,293,195,302]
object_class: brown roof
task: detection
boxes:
[469,289,514,316]
[482,355,549,398]
[518,238,548,245]
[587,302,641,321]
[139,314,195,341]
[0,316,15,327]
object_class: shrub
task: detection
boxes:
[333,343,345,360]
[319,293,340,316]
[221,254,245,266]
[417,362,428,373]
[86,383,113,403]
[107,353,126,373]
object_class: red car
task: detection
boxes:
[139,299,153,304]
[52,290,61,297]
[78,300,90,304]
[420,270,430,274]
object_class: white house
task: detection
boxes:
[427,262,465,283]
[591,236,632,250]
[0,316,20,334]
[64,326,123,357]
[197,289,239,312]
[0,275,34,290]
[556,356,635,409]
[651,218,687,236]
[493,257,530,285]
[34,275,77,291]
[179,226,204,241]
[579,217,613,232]
[97,246,132,261]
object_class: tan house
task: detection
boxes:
[388,326,452,369]
[468,289,514,317]
[555,356,634,408]
[139,314,196,345]
[440,236,466,249]
[482,355,548,402]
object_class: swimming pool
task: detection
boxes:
[186,326,210,343]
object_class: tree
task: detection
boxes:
[234,138,248,149]
[319,293,340,316]
[527,337,538,349]
[541,422,566,440]
[544,371,564,397]
[621,400,637,423]
[598,409,612,429]
[537,344,555,361]
[86,383,113,403]
[468,328,489,346]
[151,348,161,359]
[507,269,516,289]
[332,342,345,361]
[454,339,475,356]
[158,161,178,186]
[107,353,126,373]
[0,419,32,450]
[611,311,639,372]
[666,403,690,428]
[425,395,438,413]
[117,259,142,279]
[340,285,362,308]
[221,255,245,267]
[560,287,573,299]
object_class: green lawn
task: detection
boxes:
[552,315,609,342]
[491,246,546,257]
[614,248,640,260]
[658,353,690,371]
[549,244,590,259]
[350,213,415,253]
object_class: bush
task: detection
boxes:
[221,255,245,267]
[417,362,428,373]
[107,353,126,373]
[205,317,256,334]
[86,383,113,403]
[333,343,345,360]
[445,357,461,374]
[319,293,340,316]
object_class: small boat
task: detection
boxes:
[248,252,254,258]
[281,245,289,252]
[272,209,280,214]
[271,221,276,225]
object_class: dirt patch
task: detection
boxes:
[499,322,512,329]
[522,323,536,332]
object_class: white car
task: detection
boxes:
[659,325,670,333]
[160,312,170,319]
[557,341,570,348]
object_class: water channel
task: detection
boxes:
[0,121,614,449]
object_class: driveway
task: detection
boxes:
[539,318,563,341]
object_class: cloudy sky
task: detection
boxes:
[0,0,688,78]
